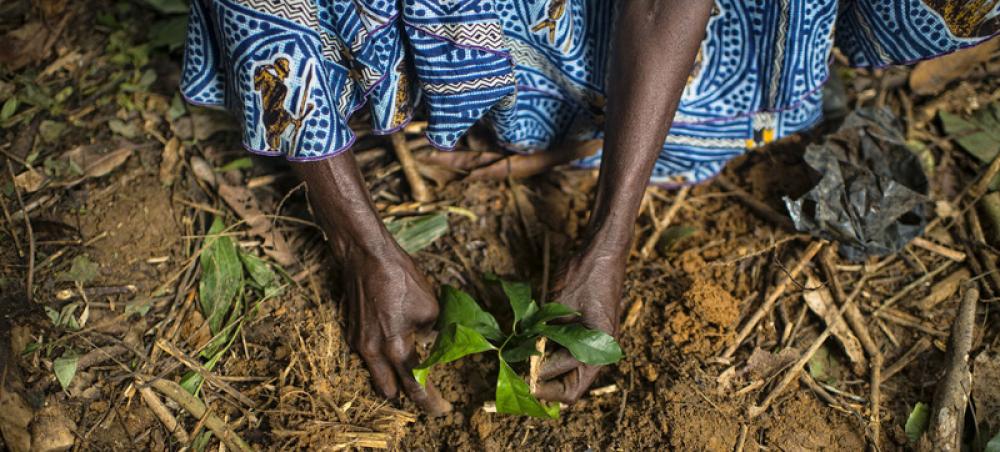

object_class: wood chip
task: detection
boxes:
[914,268,970,310]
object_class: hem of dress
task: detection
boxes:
[848,29,1000,69]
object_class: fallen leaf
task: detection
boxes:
[217,182,296,266]
[56,255,98,283]
[0,22,53,72]
[910,36,1000,96]
[159,137,182,186]
[38,120,66,144]
[905,402,931,443]
[53,352,78,391]
[65,146,133,180]
[802,274,866,374]
[13,168,46,193]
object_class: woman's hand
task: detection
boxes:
[292,153,451,415]
[339,235,453,415]
[535,241,628,404]
[535,0,715,403]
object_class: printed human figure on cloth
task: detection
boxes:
[253,57,314,153]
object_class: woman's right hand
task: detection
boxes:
[339,237,452,415]
[291,153,451,415]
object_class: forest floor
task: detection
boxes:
[2,1,1000,451]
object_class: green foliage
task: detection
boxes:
[987,430,1000,452]
[53,351,79,391]
[415,277,624,419]
[413,323,495,386]
[385,213,449,254]
[56,255,99,284]
[182,217,287,395]
[199,217,244,334]
[496,359,560,419]
[905,402,931,443]
[940,103,1000,164]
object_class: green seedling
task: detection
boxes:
[413,274,623,419]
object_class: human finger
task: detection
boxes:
[358,342,400,399]
[538,349,579,380]
[535,365,600,405]
[385,335,453,415]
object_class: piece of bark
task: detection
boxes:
[929,286,978,451]
[914,268,970,311]
[802,272,867,375]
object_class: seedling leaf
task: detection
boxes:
[522,302,579,333]
[386,213,449,254]
[199,217,243,334]
[239,251,283,299]
[438,285,504,341]
[500,335,541,363]
[414,323,495,386]
[53,351,79,391]
[538,324,623,366]
[495,358,559,419]
[485,273,536,328]
[904,402,930,443]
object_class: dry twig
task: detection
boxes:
[928,286,978,450]
[390,132,431,202]
[721,241,826,359]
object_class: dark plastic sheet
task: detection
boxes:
[784,108,930,261]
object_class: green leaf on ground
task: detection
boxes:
[940,104,1000,163]
[495,357,559,419]
[199,217,243,334]
[438,285,504,341]
[53,351,79,391]
[214,157,253,173]
[239,251,283,299]
[807,345,844,385]
[385,213,449,254]
[658,225,699,251]
[413,323,495,386]
[56,255,99,283]
[987,430,1000,452]
[904,402,931,443]
[537,324,623,366]
[1,97,18,122]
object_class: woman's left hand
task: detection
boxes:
[534,242,628,404]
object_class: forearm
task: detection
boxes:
[586,0,714,249]
[291,152,396,259]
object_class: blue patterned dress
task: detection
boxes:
[181,0,999,184]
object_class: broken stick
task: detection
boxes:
[928,286,978,451]
[390,132,432,203]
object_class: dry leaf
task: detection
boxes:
[909,36,1000,96]
[802,274,866,374]
[189,156,217,187]
[217,182,296,266]
[65,146,133,179]
[159,137,182,186]
[0,22,52,72]
[13,168,46,193]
